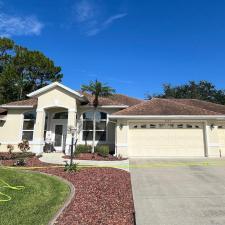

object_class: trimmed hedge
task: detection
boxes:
[75,144,92,155]
[95,145,109,158]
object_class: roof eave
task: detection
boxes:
[108,115,225,120]
[81,105,129,109]
[0,105,35,109]
[27,82,87,102]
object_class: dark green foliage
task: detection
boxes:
[0,37,63,104]
[75,144,92,155]
[81,80,115,107]
[64,161,79,172]
[14,158,26,166]
[95,145,110,157]
[147,81,225,105]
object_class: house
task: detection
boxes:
[1,82,225,158]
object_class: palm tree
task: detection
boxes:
[81,80,115,153]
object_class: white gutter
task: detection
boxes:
[0,105,34,109]
[81,105,129,109]
[108,115,225,120]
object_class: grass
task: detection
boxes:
[0,168,70,225]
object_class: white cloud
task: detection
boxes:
[74,0,127,36]
[0,13,43,37]
[87,13,127,36]
[74,0,97,22]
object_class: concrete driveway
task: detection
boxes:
[130,158,225,225]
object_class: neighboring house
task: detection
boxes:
[1,82,225,158]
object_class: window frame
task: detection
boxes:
[81,111,108,142]
[22,111,36,141]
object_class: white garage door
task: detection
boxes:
[128,122,205,157]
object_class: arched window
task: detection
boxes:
[82,111,107,141]
[22,111,36,141]
[53,112,68,119]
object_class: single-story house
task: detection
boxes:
[1,82,225,158]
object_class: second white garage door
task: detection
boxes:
[128,122,205,157]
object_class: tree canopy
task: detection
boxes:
[0,38,63,104]
[81,80,115,107]
[147,81,225,105]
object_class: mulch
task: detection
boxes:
[1,157,135,225]
[63,153,127,161]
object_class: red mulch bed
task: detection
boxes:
[1,156,135,225]
[0,156,52,167]
[63,153,127,161]
[38,167,135,225]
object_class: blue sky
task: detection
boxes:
[0,0,225,99]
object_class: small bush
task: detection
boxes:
[14,158,26,166]
[95,145,109,157]
[0,152,35,160]
[75,144,92,155]
[18,140,30,153]
[7,144,14,154]
[64,161,79,172]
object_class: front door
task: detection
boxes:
[53,123,67,151]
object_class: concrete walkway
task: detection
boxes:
[130,158,225,225]
[40,153,129,171]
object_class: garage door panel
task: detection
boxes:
[128,126,204,157]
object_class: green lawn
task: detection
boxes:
[0,168,70,225]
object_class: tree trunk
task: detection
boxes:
[92,109,96,153]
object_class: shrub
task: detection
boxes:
[64,161,79,172]
[7,144,14,154]
[18,140,30,153]
[75,144,92,155]
[14,158,26,166]
[95,145,109,157]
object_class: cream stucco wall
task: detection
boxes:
[37,86,77,111]
[207,122,225,157]
[0,109,30,152]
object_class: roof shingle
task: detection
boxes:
[3,98,37,107]
[113,98,223,116]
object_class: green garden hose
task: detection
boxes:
[0,179,25,202]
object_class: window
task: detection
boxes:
[177,124,183,128]
[53,112,68,119]
[168,124,174,128]
[22,111,36,141]
[133,125,138,129]
[82,111,107,141]
[141,125,147,129]
[150,124,156,128]
[158,124,165,128]
[218,125,224,129]
[186,124,193,128]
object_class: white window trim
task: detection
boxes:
[81,110,108,143]
[21,111,36,141]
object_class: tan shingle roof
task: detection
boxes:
[113,98,223,116]
[3,98,37,107]
[170,99,225,115]
[81,92,142,106]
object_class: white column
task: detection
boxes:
[203,121,209,157]
[32,109,46,154]
[65,109,77,155]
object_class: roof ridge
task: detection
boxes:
[167,98,224,115]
